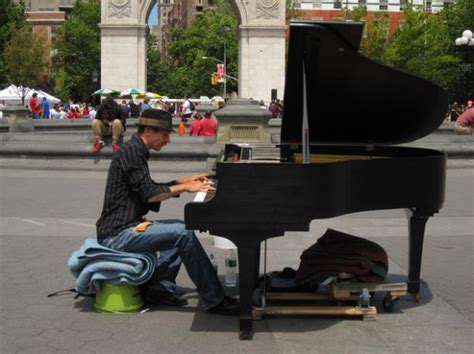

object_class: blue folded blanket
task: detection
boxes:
[68,238,156,295]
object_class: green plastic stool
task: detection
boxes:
[94,282,143,313]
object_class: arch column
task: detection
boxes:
[233,1,286,101]
[100,0,150,91]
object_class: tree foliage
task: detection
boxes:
[52,0,100,102]
[440,0,474,100]
[382,6,459,95]
[211,0,237,17]
[4,26,50,103]
[286,0,302,23]
[347,7,390,61]
[0,0,27,88]
[160,9,238,97]
[147,34,172,95]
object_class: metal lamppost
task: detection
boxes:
[92,69,99,84]
[221,26,231,99]
[455,29,474,103]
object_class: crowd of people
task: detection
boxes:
[259,99,284,118]
[91,95,220,153]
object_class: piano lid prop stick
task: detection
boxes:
[302,60,310,164]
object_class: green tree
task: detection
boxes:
[346,7,389,61]
[164,9,238,97]
[52,0,100,102]
[4,26,49,103]
[441,0,474,101]
[0,0,27,88]
[382,5,458,93]
[211,0,237,16]
[147,34,172,96]
[286,0,302,23]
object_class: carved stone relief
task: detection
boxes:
[256,0,279,20]
[108,0,131,19]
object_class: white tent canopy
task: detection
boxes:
[0,85,60,104]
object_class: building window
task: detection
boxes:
[334,1,342,9]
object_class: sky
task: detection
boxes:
[148,4,158,28]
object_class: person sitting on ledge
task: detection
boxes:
[199,111,217,136]
[91,94,123,153]
[454,105,474,135]
[96,108,239,315]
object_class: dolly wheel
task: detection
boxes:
[383,295,398,312]
[253,288,263,307]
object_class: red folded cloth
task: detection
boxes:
[295,228,388,283]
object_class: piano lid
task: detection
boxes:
[281,20,449,146]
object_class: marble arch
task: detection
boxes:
[100,0,285,101]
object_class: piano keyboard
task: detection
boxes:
[193,189,216,203]
[193,179,217,203]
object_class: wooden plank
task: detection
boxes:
[253,306,377,318]
[266,292,360,302]
[333,282,407,293]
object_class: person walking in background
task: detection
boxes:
[199,111,217,136]
[129,100,140,118]
[268,100,280,118]
[450,101,461,122]
[91,94,123,153]
[59,106,67,119]
[120,100,130,121]
[140,98,152,113]
[41,97,50,119]
[29,92,40,119]
[180,95,194,122]
[50,104,60,119]
[88,106,97,120]
[189,112,202,136]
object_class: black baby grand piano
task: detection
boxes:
[185,20,448,339]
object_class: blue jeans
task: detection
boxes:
[101,219,225,309]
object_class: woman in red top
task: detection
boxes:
[74,107,82,119]
[67,109,75,119]
[189,112,202,136]
[198,111,217,136]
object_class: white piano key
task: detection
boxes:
[194,191,207,202]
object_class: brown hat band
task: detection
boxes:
[137,117,171,130]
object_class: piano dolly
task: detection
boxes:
[251,281,407,322]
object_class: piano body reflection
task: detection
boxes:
[185,20,448,339]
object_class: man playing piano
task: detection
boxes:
[96,108,239,315]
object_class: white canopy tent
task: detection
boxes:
[0,85,60,104]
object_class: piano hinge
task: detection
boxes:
[290,143,299,151]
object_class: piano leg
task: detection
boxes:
[406,208,433,299]
[236,242,261,340]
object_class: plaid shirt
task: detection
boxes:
[96,134,174,241]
